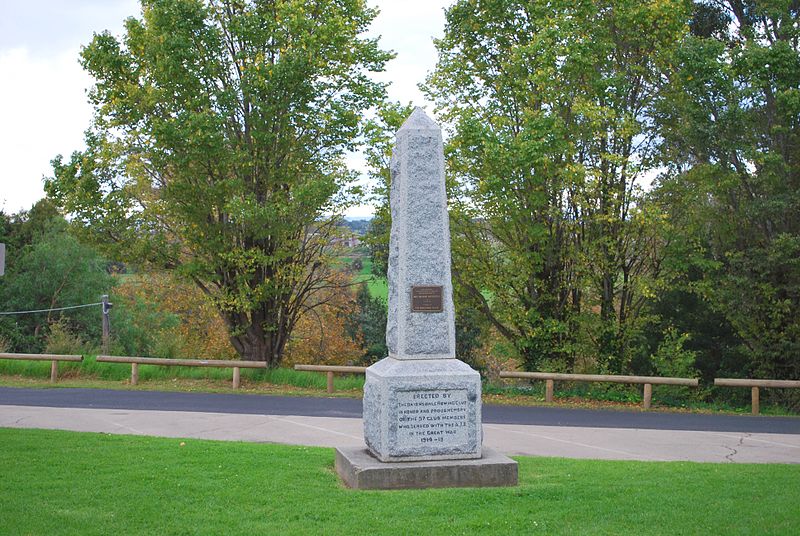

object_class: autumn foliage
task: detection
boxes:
[283,272,365,367]
[112,272,236,359]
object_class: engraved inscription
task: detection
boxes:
[411,285,443,313]
[396,389,468,446]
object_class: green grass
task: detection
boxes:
[0,357,365,393]
[1,428,798,535]
[365,277,389,301]
[484,380,799,416]
[353,256,389,301]
[3,356,798,415]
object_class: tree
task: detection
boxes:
[424,0,687,372]
[0,199,62,256]
[0,205,113,353]
[653,0,800,388]
[361,101,415,278]
[111,270,237,358]
[46,0,392,365]
[347,283,387,363]
[283,271,365,366]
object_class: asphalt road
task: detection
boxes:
[1,386,797,434]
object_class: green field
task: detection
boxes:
[353,256,388,301]
[1,428,798,535]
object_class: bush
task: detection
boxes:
[44,320,96,356]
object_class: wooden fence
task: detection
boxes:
[0,352,83,383]
[714,378,800,415]
[96,355,267,389]
[294,364,367,393]
[499,371,699,409]
[2,354,798,413]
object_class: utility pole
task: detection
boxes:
[101,294,113,355]
[0,243,5,277]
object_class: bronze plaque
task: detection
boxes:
[411,286,443,313]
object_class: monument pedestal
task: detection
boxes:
[363,357,481,462]
[335,108,517,489]
[335,447,518,490]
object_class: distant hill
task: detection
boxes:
[341,217,372,236]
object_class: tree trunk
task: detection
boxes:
[225,313,287,367]
[231,330,269,363]
[601,272,615,322]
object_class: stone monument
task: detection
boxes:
[335,109,517,488]
[363,108,481,462]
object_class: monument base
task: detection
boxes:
[363,357,482,462]
[335,447,518,489]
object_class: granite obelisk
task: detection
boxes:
[362,108,482,462]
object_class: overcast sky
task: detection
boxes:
[0,0,451,218]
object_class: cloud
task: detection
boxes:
[0,0,140,56]
[0,0,138,214]
[0,47,95,213]
[0,0,453,217]
[368,0,450,106]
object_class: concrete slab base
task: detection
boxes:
[335,446,518,490]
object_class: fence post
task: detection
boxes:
[233,367,240,389]
[131,362,138,386]
[545,379,554,403]
[50,360,58,383]
[101,295,112,355]
[643,383,652,410]
[327,371,334,394]
[751,386,760,415]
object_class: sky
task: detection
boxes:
[0,0,451,218]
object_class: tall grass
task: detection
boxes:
[0,355,365,392]
[1,354,794,414]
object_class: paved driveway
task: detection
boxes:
[1,387,798,463]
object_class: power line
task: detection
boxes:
[0,302,104,316]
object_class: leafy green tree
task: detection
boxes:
[0,199,62,256]
[362,101,415,278]
[347,283,387,364]
[46,0,392,365]
[0,210,113,353]
[453,303,489,373]
[0,199,64,288]
[425,0,687,372]
[654,0,800,388]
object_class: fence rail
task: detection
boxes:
[714,378,800,415]
[96,355,267,389]
[500,371,699,409]
[294,364,367,393]
[0,352,83,383]
[2,353,797,414]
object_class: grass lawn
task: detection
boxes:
[1,428,798,535]
[353,256,388,301]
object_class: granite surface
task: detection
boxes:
[335,447,517,489]
[363,357,481,462]
[364,108,483,464]
[386,108,456,360]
